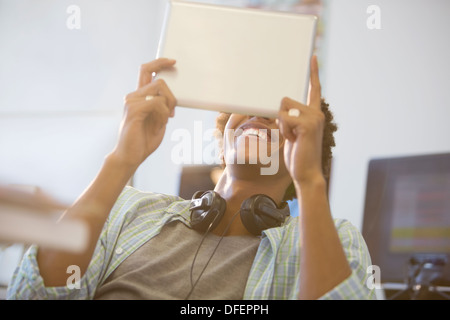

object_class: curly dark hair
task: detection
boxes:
[215,98,338,201]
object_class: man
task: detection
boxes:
[7,57,375,300]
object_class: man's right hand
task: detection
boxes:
[110,58,177,171]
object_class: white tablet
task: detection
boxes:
[156,0,317,118]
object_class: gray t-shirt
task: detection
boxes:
[94,220,261,300]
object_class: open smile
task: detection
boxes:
[237,122,277,142]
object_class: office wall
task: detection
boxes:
[322,0,450,229]
[0,0,219,204]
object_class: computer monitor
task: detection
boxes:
[362,153,450,287]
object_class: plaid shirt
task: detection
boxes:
[7,186,376,300]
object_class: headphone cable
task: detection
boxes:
[185,209,241,300]
[189,213,220,289]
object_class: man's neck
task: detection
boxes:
[211,167,291,236]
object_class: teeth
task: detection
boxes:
[242,128,269,141]
[258,130,267,141]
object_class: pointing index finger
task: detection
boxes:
[308,55,322,109]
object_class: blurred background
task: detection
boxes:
[1,0,449,298]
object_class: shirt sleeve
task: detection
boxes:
[6,244,102,300]
[5,186,136,300]
[318,219,377,300]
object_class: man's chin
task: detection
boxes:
[226,160,281,177]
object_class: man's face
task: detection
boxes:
[222,114,287,176]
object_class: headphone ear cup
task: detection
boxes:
[190,191,226,232]
[240,194,290,236]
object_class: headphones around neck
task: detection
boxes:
[189,190,290,236]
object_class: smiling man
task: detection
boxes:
[7,57,376,300]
